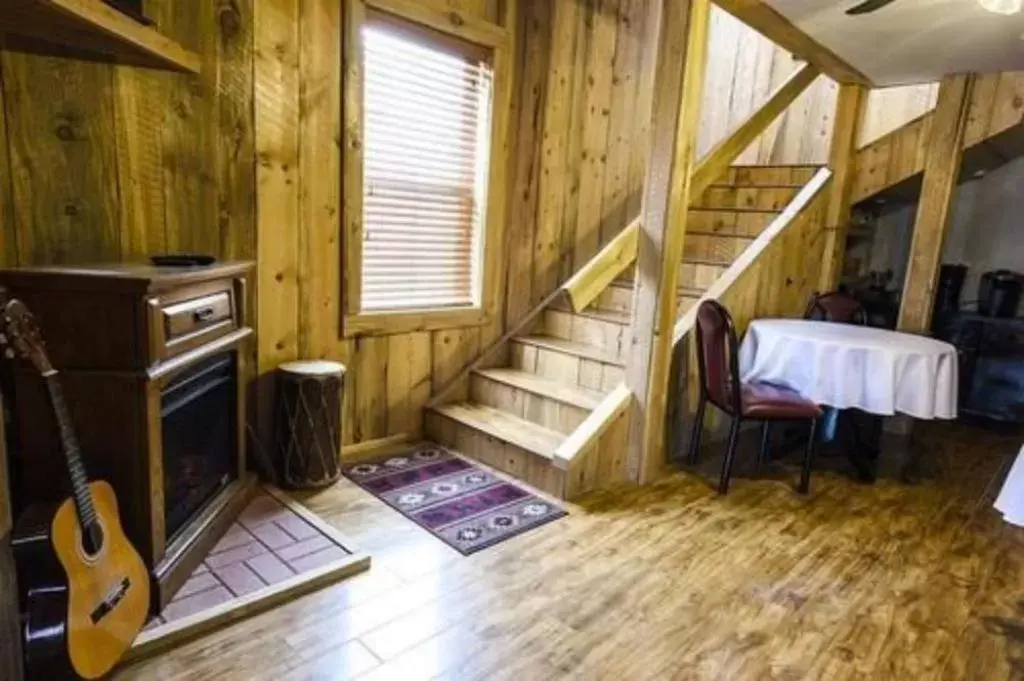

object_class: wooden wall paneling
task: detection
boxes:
[149,0,219,256]
[571,0,621,273]
[341,0,366,320]
[533,0,581,306]
[859,83,938,148]
[503,0,552,328]
[0,52,121,264]
[554,0,592,284]
[255,0,302,448]
[691,63,820,194]
[432,327,481,398]
[215,0,257,392]
[696,7,839,167]
[625,0,710,484]
[898,74,975,334]
[298,0,343,359]
[113,67,168,259]
[598,0,645,247]
[385,332,433,436]
[477,0,517,352]
[986,72,1024,138]
[710,0,871,86]
[349,335,389,443]
[0,62,14,269]
[851,73,1024,205]
[216,0,257,266]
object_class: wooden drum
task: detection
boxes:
[275,360,346,489]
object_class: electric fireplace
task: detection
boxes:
[2,262,255,612]
[162,353,237,540]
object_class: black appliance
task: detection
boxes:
[936,313,1024,424]
[978,270,1022,318]
[936,264,967,315]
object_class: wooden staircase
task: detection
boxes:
[425,164,818,499]
[618,164,819,315]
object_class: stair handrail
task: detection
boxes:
[672,166,833,344]
[562,62,822,314]
[555,167,833,475]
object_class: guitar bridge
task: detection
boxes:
[90,577,132,624]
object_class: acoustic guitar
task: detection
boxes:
[0,294,150,680]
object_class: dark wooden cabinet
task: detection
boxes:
[0,262,255,610]
[936,313,1024,424]
[0,391,23,681]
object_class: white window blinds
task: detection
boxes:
[360,17,494,313]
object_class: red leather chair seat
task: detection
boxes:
[741,382,823,420]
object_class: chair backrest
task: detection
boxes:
[694,300,742,415]
[805,291,867,325]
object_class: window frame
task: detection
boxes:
[342,0,514,338]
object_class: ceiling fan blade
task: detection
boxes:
[846,0,897,15]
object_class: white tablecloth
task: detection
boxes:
[738,319,959,419]
[995,446,1024,527]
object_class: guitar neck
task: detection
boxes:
[43,372,97,528]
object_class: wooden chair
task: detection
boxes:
[687,300,823,495]
[804,291,867,325]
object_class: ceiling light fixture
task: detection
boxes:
[979,0,1023,15]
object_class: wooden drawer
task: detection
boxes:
[154,282,239,360]
[163,292,232,340]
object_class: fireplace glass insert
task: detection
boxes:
[161,353,237,540]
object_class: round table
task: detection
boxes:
[995,446,1024,527]
[738,319,959,419]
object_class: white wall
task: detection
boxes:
[865,155,1024,306]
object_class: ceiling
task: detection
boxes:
[763,0,1024,86]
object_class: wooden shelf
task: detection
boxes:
[0,0,200,74]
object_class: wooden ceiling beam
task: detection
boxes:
[713,0,874,87]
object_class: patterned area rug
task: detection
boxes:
[343,444,567,555]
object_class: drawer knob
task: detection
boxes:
[193,307,216,323]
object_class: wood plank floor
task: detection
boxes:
[117,423,1024,681]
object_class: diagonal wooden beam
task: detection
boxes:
[713,0,873,86]
[562,63,820,316]
[625,0,711,484]
[898,73,975,334]
[691,62,820,195]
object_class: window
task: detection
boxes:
[359,16,495,313]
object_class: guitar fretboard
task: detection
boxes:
[44,373,97,529]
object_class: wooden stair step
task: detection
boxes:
[726,165,820,186]
[429,402,563,460]
[682,256,732,267]
[687,208,779,238]
[475,368,606,411]
[548,296,631,325]
[684,232,754,262]
[542,309,627,359]
[513,335,624,366]
[693,185,800,211]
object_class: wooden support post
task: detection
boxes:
[624,0,710,484]
[819,83,868,291]
[897,74,975,334]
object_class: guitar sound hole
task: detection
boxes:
[82,522,105,558]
